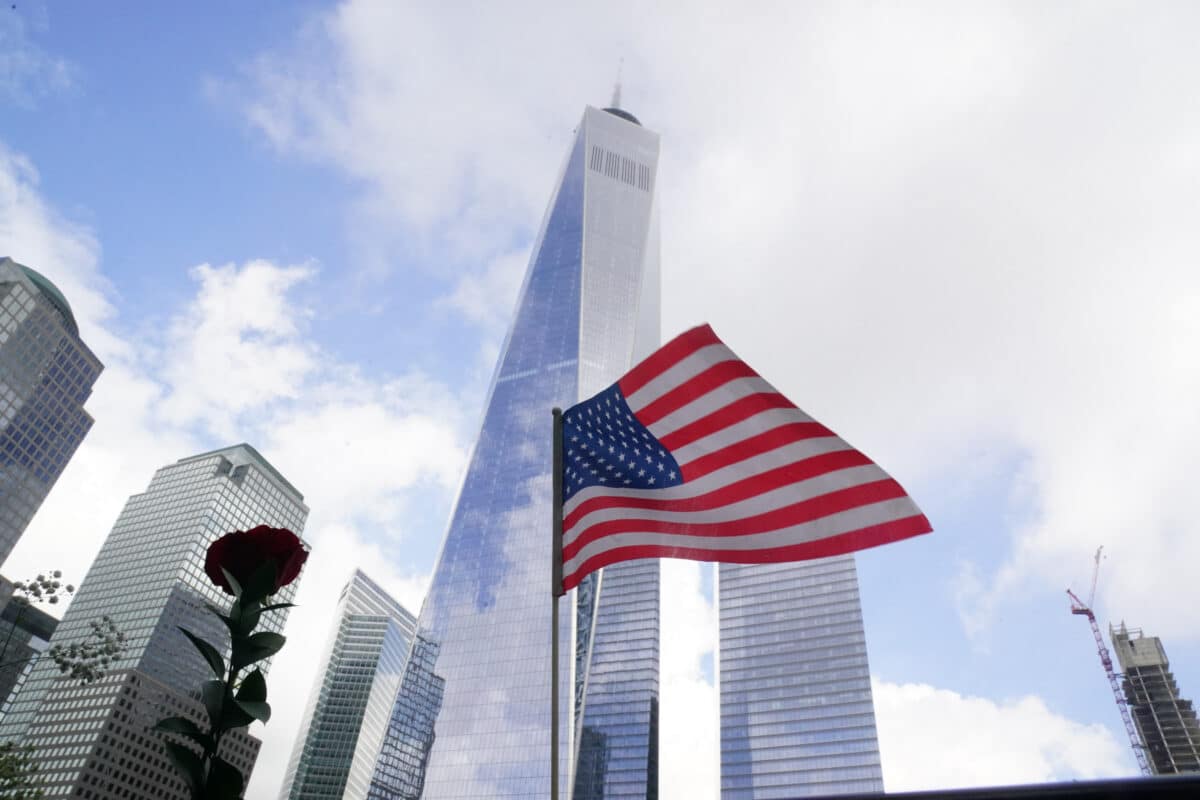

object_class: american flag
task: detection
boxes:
[558,324,931,592]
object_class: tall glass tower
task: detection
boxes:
[0,256,103,567]
[280,570,418,800]
[368,103,662,799]
[718,558,884,798]
[0,444,309,799]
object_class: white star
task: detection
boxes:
[608,445,616,454]
[618,453,625,462]
[657,463,665,471]
[624,479,632,485]
[648,477,656,485]
[669,470,676,479]
[638,469,646,477]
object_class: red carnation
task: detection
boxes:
[204,525,307,596]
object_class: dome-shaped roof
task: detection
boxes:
[3,258,79,335]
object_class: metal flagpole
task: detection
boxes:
[551,407,565,800]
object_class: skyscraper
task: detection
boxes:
[368,102,662,799]
[280,570,418,800]
[1111,623,1200,775]
[0,443,309,799]
[0,575,59,716]
[718,557,884,798]
[0,256,103,567]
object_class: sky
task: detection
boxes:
[3,0,1200,797]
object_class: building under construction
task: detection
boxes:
[1110,624,1200,775]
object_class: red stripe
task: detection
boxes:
[562,514,933,591]
[680,421,835,481]
[562,478,907,562]
[618,324,721,397]
[658,393,795,452]
[635,360,758,425]
[564,449,873,533]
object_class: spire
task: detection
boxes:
[610,58,623,108]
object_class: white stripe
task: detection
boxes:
[624,342,736,411]
[564,464,890,544]
[562,496,923,577]
[645,376,786,439]
[671,406,817,467]
[563,435,853,518]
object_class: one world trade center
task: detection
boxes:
[368,103,662,799]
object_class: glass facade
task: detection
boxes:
[0,443,309,799]
[368,105,661,799]
[0,257,102,567]
[0,575,58,717]
[719,558,884,799]
[280,570,418,800]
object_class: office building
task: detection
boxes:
[280,570,417,800]
[0,257,103,567]
[368,101,662,799]
[719,558,884,798]
[1111,623,1200,774]
[0,575,59,717]
[0,444,309,799]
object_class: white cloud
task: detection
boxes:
[158,260,319,439]
[873,679,1131,791]
[0,8,74,106]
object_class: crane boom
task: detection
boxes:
[1067,556,1151,776]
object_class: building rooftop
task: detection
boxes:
[0,257,79,335]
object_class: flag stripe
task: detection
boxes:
[618,324,721,397]
[658,392,795,452]
[643,376,782,439]
[680,421,835,481]
[622,342,735,412]
[562,478,909,562]
[565,451,876,534]
[562,514,930,591]
[670,407,819,466]
[565,462,887,541]
[563,435,856,518]
[636,359,758,427]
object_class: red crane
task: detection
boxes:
[1066,546,1151,776]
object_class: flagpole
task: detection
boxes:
[551,407,565,800]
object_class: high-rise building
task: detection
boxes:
[718,558,884,799]
[0,443,309,799]
[0,575,59,717]
[1111,623,1200,775]
[368,102,662,799]
[0,257,103,567]
[279,570,418,800]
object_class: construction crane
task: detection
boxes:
[1066,546,1152,776]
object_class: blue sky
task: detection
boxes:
[5,1,1200,797]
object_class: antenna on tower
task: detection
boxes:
[610,58,624,108]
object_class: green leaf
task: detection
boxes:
[236,668,267,703]
[205,755,245,798]
[201,679,225,729]
[163,741,203,794]
[259,602,296,614]
[232,598,262,637]
[235,668,270,722]
[177,627,225,678]
[154,716,212,748]
[219,567,242,597]
[220,699,255,731]
[236,699,271,723]
[232,631,285,670]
